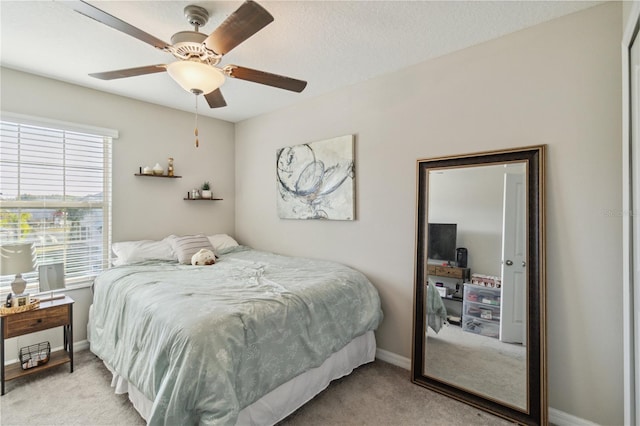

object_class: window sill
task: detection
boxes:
[1,277,94,300]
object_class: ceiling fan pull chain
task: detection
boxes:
[194,94,199,148]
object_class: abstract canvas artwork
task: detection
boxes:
[276,135,355,220]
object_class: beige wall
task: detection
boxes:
[235,3,622,424]
[428,165,508,276]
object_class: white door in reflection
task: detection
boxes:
[501,172,527,344]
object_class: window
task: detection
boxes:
[0,113,117,292]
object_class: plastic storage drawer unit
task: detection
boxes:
[462,283,501,339]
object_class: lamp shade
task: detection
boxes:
[166,61,225,94]
[0,243,35,275]
[1,243,35,295]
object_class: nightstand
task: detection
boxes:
[0,296,74,395]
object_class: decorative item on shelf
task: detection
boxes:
[0,243,35,295]
[201,181,212,199]
[191,188,201,199]
[153,163,164,176]
[19,342,50,370]
[12,293,30,308]
[167,157,174,177]
[135,169,182,178]
[470,273,501,288]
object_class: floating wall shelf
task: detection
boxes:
[135,173,182,178]
[183,198,223,201]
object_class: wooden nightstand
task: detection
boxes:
[0,296,74,395]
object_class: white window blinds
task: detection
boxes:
[0,114,115,292]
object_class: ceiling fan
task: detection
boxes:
[72,0,308,109]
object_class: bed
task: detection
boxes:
[88,235,383,425]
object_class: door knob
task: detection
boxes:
[505,260,513,266]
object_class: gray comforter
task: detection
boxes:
[89,246,382,425]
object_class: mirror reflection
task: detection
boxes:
[423,162,527,409]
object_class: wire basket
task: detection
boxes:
[19,342,50,370]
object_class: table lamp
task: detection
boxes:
[0,243,35,295]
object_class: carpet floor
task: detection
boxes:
[0,349,512,425]
[425,324,526,409]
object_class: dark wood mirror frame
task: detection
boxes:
[411,145,546,425]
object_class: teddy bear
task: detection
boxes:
[191,248,217,266]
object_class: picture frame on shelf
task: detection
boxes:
[12,294,30,307]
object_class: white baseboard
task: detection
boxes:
[375,348,411,370]
[74,339,89,352]
[374,349,597,426]
[549,407,599,426]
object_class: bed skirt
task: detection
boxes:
[89,304,375,425]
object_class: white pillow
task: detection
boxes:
[169,234,215,264]
[112,238,175,266]
[207,234,239,253]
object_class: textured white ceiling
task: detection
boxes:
[0,1,602,123]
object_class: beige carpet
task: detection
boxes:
[0,349,511,425]
[425,324,527,409]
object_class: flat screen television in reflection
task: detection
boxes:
[427,223,457,263]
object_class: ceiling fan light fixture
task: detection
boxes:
[167,61,225,94]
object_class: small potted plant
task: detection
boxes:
[201,181,212,199]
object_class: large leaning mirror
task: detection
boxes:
[411,146,546,425]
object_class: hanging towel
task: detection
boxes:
[427,283,448,334]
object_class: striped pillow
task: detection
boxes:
[171,235,215,264]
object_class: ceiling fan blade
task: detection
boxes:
[227,66,307,93]
[89,65,167,80]
[203,1,274,56]
[72,1,170,50]
[204,89,227,108]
